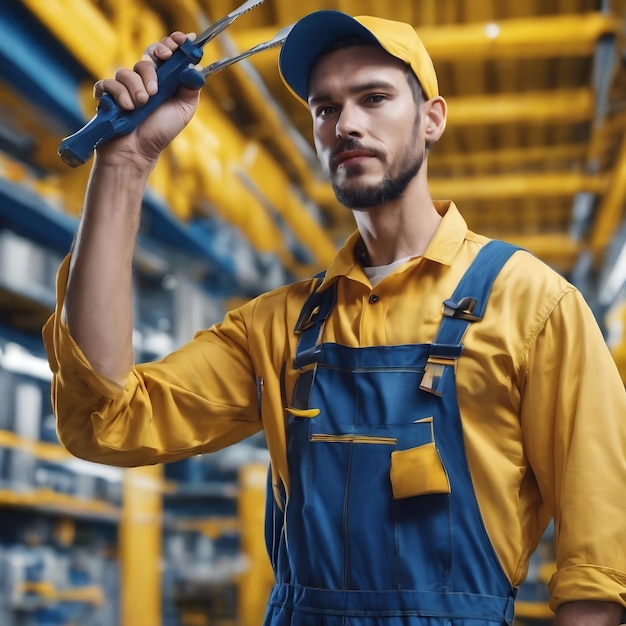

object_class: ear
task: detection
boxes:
[423,96,447,145]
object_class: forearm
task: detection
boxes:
[554,601,624,625]
[65,155,152,382]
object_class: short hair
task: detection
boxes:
[315,36,425,104]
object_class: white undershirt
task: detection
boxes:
[363,256,414,287]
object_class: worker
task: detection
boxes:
[43,10,626,626]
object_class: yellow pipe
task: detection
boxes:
[429,172,606,200]
[430,143,587,173]
[22,0,117,78]
[446,89,593,126]
[415,12,621,60]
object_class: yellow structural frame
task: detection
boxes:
[121,465,164,626]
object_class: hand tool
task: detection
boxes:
[200,23,292,77]
[58,0,288,167]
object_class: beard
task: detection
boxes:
[326,114,424,210]
[332,152,424,210]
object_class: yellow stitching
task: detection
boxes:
[310,434,397,444]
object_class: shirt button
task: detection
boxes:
[369,294,380,304]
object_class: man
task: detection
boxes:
[43,10,626,626]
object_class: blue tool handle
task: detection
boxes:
[58,38,206,167]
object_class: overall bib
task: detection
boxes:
[264,241,519,626]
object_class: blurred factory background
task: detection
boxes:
[0,0,625,624]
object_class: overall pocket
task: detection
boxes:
[390,441,450,498]
[389,416,450,499]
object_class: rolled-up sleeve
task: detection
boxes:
[521,288,626,610]
[43,255,262,467]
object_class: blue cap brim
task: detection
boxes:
[279,11,379,103]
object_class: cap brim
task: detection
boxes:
[279,11,379,104]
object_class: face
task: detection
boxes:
[308,45,426,210]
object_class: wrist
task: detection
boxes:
[83,152,152,229]
[93,143,158,175]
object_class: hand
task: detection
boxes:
[93,31,202,167]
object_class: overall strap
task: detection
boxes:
[293,273,337,369]
[420,240,521,396]
[292,273,336,410]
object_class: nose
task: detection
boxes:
[335,103,363,139]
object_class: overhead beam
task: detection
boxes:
[413,12,620,61]
[446,89,593,126]
[430,143,587,172]
[428,172,605,201]
[235,12,620,76]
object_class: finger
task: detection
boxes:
[170,31,193,46]
[143,42,172,65]
[132,59,159,98]
[94,69,146,110]
[92,31,199,109]
[93,80,105,100]
[93,78,133,110]
[143,32,190,64]
[115,66,157,106]
[137,32,198,96]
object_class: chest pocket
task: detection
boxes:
[391,442,450,498]
[303,412,451,501]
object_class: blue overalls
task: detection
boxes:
[264,241,519,625]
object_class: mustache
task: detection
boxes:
[329,139,384,169]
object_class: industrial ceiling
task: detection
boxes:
[4,0,626,290]
[211,0,626,279]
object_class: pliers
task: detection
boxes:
[58,0,292,167]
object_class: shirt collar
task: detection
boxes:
[424,201,468,264]
[319,201,468,290]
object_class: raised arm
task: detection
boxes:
[63,32,201,383]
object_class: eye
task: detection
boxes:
[365,94,387,104]
[317,104,337,118]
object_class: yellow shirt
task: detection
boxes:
[43,202,626,611]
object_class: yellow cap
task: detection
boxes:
[279,11,439,106]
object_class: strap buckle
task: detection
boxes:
[442,296,482,322]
